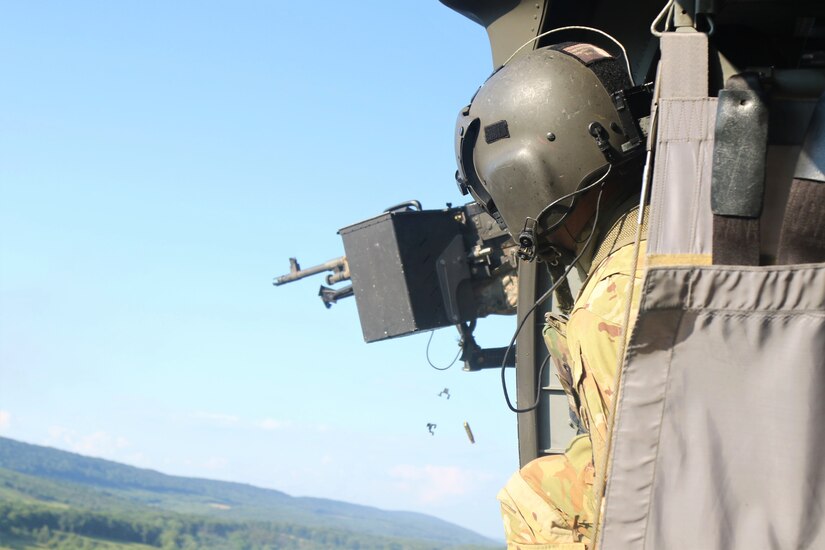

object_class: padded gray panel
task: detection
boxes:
[600,263,825,550]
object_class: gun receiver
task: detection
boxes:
[273,256,350,287]
[274,200,519,369]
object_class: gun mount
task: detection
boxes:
[274,200,519,370]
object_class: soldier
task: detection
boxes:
[454,42,649,548]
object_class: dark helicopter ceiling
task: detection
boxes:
[440,0,825,87]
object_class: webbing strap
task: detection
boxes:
[712,216,761,265]
[776,179,825,264]
[644,33,715,259]
[658,33,708,99]
[777,93,825,265]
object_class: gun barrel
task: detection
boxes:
[273,256,348,286]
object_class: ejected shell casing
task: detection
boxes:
[463,421,475,444]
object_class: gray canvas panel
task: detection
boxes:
[600,263,825,550]
[647,98,716,257]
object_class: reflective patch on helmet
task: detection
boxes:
[561,43,613,65]
[484,120,510,144]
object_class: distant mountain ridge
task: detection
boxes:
[0,436,498,548]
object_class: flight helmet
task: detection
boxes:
[455,42,643,258]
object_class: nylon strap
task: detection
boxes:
[776,179,825,264]
[777,93,825,264]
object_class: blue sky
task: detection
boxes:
[0,1,521,540]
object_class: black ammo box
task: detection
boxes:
[339,209,465,343]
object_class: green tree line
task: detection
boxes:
[0,500,488,550]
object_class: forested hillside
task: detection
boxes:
[0,437,499,549]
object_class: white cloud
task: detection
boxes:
[388,464,492,504]
[192,411,240,427]
[0,410,10,432]
[258,418,291,431]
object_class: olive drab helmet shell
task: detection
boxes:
[455,43,633,241]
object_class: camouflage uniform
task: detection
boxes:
[498,207,647,549]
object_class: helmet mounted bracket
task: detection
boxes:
[456,115,507,230]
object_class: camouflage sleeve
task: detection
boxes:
[497,435,595,548]
[566,241,647,484]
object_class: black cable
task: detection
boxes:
[501,184,606,413]
[504,353,552,414]
[425,330,461,371]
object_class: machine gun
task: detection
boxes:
[274,200,519,370]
